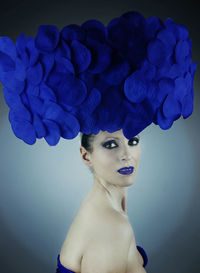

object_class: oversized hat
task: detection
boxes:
[0,11,197,146]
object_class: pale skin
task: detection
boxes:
[80,129,141,218]
[59,129,146,273]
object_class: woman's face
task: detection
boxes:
[80,129,141,187]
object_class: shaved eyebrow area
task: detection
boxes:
[105,135,140,140]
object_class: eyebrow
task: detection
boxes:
[105,135,140,140]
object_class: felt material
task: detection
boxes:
[0,10,197,146]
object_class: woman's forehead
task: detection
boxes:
[97,130,139,140]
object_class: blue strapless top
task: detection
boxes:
[56,245,148,272]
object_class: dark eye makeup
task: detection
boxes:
[102,137,140,149]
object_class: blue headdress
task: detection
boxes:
[0,11,197,145]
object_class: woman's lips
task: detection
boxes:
[117,166,134,175]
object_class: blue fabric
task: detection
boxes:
[136,245,148,268]
[56,254,75,273]
[56,245,148,272]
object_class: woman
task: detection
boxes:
[57,129,147,273]
[0,9,196,273]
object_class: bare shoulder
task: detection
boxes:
[78,193,133,239]
[59,201,95,271]
[60,199,133,273]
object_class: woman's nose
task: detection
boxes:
[120,146,132,161]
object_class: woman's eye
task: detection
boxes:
[103,141,117,149]
[103,138,139,149]
[130,137,139,146]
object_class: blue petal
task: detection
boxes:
[78,111,98,135]
[15,57,26,81]
[140,60,156,80]
[190,62,197,75]
[162,94,181,118]
[43,119,61,146]
[164,18,189,40]
[146,81,157,100]
[9,118,36,145]
[61,24,86,42]
[175,40,190,64]
[122,116,142,139]
[27,61,43,85]
[43,101,80,139]
[0,36,17,60]
[16,32,26,56]
[8,108,36,144]
[125,39,146,69]
[181,92,193,118]
[86,40,112,74]
[70,40,91,73]
[54,56,75,74]
[57,74,87,106]
[107,17,130,50]
[156,78,174,106]
[20,93,29,108]
[158,77,174,97]
[16,33,29,66]
[55,38,71,60]
[9,104,32,122]
[101,85,123,108]
[26,83,40,97]
[43,101,63,120]
[156,62,171,79]
[39,82,57,102]
[147,38,168,66]
[175,24,189,40]
[79,87,101,113]
[0,70,25,94]
[182,55,191,74]
[33,113,47,138]
[184,72,192,91]
[59,112,80,139]
[82,19,107,43]
[124,71,148,103]
[157,28,176,52]
[156,107,174,129]
[40,53,55,82]
[174,76,187,102]
[96,104,124,132]
[35,25,60,53]
[121,11,147,46]
[168,63,184,79]
[122,108,152,139]
[95,105,112,131]
[27,94,44,116]
[78,70,96,91]
[100,54,131,85]
[146,16,163,39]
[3,87,22,108]
[121,11,146,28]
[46,58,74,88]
[0,51,15,72]
[46,66,63,87]
[146,82,161,111]
[26,37,40,66]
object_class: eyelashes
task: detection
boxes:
[102,137,140,149]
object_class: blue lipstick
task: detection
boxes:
[117,166,134,175]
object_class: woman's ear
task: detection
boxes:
[80,146,92,167]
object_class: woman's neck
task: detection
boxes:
[90,174,128,217]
